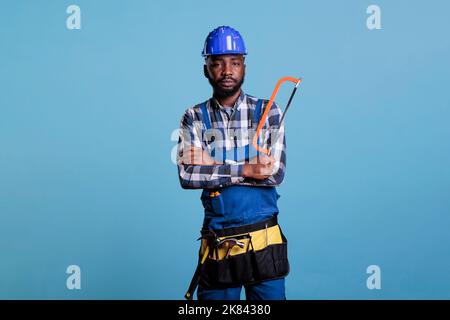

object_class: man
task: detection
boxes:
[177,26,289,300]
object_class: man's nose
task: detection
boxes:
[222,62,233,76]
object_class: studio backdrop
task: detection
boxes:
[1,0,450,299]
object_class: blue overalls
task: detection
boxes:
[197,100,286,300]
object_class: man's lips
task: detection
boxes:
[219,79,236,86]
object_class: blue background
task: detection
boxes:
[1,0,449,299]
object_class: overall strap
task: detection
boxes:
[250,99,264,158]
[254,99,263,125]
[200,101,220,160]
[200,102,212,130]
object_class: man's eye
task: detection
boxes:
[233,62,240,66]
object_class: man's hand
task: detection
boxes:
[242,154,275,180]
[181,147,218,165]
[181,148,275,180]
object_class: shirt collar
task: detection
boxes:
[210,90,246,112]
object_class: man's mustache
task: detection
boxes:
[218,77,237,83]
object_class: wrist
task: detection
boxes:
[242,164,250,178]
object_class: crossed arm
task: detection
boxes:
[176,105,286,190]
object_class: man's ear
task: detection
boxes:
[203,64,210,79]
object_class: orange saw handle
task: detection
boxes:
[252,76,302,155]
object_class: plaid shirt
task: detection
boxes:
[177,91,286,189]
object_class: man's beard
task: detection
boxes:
[209,75,245,99]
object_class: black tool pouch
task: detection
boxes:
[198,216,290,289]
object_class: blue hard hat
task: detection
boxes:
[202,26,248,57]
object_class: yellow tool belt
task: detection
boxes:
[197,216,289,289]
[200,224,284,260]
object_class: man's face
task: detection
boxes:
[204,54,246,99]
